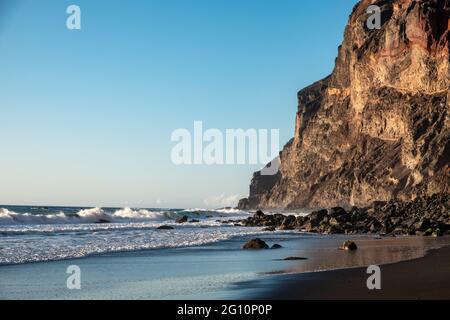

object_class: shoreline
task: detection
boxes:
[0,230,268,267]
[1,233,449,299]
[244,244,450,300]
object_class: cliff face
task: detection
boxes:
[239,0,450,210]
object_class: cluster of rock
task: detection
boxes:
[239,194,449,237]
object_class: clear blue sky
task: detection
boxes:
[0,0,358,208]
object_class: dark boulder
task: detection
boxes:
[279,215,296,230]
[96,219,111,224]
[325,224,344,234]
[295,216,307,227]
[308,209,328,227]
[340,240,358,251]
[157,225,174,230]
[262,217,276,226]
[329,207,347,217]
[414,219,431,232]
[176,215,188,223]
[243,238,269,250]
[254,210,265,219]
[271,244,283,249]
[369,220,383,232]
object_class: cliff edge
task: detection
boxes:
[239,0,450,210]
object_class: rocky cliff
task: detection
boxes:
[239,0,450,210]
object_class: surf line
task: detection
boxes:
[177,304,211,318]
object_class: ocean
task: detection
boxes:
[0,205,277,265]
[2,205,450,299]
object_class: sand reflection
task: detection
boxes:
[280,236,450,274]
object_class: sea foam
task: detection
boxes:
[0,207,240,226]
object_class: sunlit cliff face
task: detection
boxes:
[240,0,450,210]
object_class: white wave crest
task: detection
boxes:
[112,208,167,220]
[0,206,250,226]
[0,207,171,226]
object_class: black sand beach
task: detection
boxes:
[3,234,449,300]
[252,245,450,300]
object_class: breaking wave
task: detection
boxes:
[0,207,161,225]
[0,206,266,265]
[0,207,249,226]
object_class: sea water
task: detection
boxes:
[1,206,449,299]
[0,205,273,265]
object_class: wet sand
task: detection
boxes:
[251,244,450,300]
[1,234,449,299]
